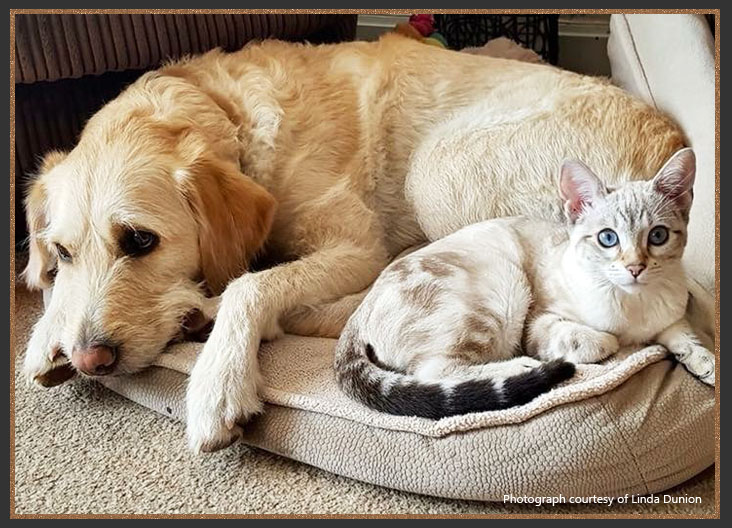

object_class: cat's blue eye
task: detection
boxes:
[648,226,669,246]
[597,228,619,248]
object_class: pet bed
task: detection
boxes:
[99,337,715,501]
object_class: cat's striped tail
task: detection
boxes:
[334,325,575,420]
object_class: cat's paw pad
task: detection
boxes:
[674,344,715,386]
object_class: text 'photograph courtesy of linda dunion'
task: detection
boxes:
[503,494,704,507]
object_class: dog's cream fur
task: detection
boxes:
[23,35,686,452]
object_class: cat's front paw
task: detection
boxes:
[494,356,543,377]
[550,328,619,364]
[670,343,715,386]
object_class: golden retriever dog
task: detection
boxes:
[22,34,687,452]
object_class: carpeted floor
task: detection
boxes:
[13,280,716,515]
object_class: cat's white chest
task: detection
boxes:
[570,285,686,345]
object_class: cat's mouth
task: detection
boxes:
[615,279,646,294]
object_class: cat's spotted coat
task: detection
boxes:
[334,149,714,418]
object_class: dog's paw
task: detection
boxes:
[187,417,245,453]
[672,343,715,386]
[185,383,261,453]
[32,360,76,388]
[23,334,76,388]
[185,340,263,453]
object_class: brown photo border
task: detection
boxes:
[8,7,721,520]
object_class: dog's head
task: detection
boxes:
[23,72,276,377]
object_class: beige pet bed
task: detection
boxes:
[100,337,714,501]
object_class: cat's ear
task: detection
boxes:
[559,160,606,222]
[652,148,696,213]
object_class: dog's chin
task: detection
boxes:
[106,341,172,376]
[110,355,160,376]
[112,314,213,376]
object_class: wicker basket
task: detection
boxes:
[434,14,559,64]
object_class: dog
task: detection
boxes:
[22,34,688,452]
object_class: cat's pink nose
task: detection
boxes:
[626,264,646,278]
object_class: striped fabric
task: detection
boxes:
[15,14,357,83]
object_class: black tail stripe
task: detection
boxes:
[335,333,576,419]
[448,379,501,416]
[365,343,405,373]
[502,360,576,407]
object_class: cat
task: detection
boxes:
[334,148,715,419]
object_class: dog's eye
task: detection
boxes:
[120,229,159,257]
[54,243,72,263]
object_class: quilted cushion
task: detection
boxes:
[100,337,714,501]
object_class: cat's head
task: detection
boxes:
[560,148,695,293]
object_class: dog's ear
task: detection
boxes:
[22,151,68,290]
[177,156,276,294]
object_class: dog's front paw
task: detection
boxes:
[185,404,245,453]
[23,326,76,388]
[185,381,261,453]
[185,339,263,453]
[672,343,715,386]
[31,359,76,388]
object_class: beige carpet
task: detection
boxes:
[13,280,716,515]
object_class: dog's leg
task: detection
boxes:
[281,289,371,338]
[23,295,76,387]
[281,243,426,337]
[186,242,388,452]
